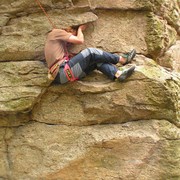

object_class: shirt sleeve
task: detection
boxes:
[51,29,72,41]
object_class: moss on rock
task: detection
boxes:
[135,0,164,10]
[145,13,177,59]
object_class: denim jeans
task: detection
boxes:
[54,48,120,84]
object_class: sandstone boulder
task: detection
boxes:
[0,120,179,179]
[0,0,180,179]
[0,4,177,61]
[0,10,98,61]
[0,61,49,126]
[158,41,180,72]
[0,129,8,178]
[32,57,180,127]
[0,0,72,14]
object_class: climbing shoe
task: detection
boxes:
[118,65,135,82]
[122,49,136,65]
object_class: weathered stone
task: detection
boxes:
[70,10,177,60]
[89,0,142,10]
[32,57,180,127]
[0,10,98,61]
[0,0,73,14]
[70,10,148,55]
[0,61,49,126]
[86,0,180,31]
[0,35,45,61]
[0,113,30,127]
[139,0,180,34]
[158,41,180,72]
[72,0,90,7]
[0,0,180,179]
[0,14,10,27]
[1,10,98,36]
[88,0,180,35]
[3,120,179,179]
[0,128,9,179]
[0,8,176,61]
[146,13,177,58]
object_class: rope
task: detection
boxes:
[35,0,56,29]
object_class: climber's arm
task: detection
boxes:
[67,25,86,44]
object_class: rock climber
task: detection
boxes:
[44,24,136,84]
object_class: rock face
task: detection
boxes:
[159,41,180,71]
[32,57,180,127]
[3,120,180,180]
[0,0,180,179]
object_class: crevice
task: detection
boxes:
[0,59,45,63]
[3,127,12,180]
[0,122,29,129]
[30,118,180,129]
[4,16,12,27]
[164,138,180,141]
[92,7,150,12]
[0,84,49,89]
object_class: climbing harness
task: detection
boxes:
[63,44,78,82]
[64,62,78,82]
[34,0,56,29]
[48,57,78,82]
[48,58,65,80]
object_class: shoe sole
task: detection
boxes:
[124,49,136,65]
[127,49,136,61]
[118,66,135,82]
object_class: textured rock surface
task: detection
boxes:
[32,57,180,127]
[1,120,180,179]
[0,0,180,179]
[0,10,98,61]
[0,61,49,126]
[159,40,180,71]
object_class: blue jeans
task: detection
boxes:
[54,48,120,84]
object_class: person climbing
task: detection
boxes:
[44,24,136,84]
